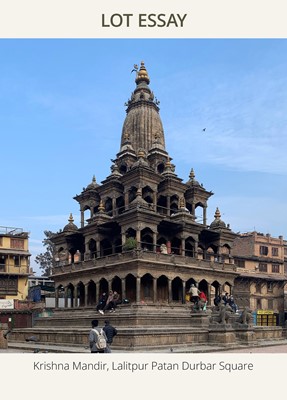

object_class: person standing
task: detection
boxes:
[188,284,200,305]
[89,319,107,353]
[103,319,118,353]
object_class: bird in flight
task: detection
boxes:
[202,128,206,132]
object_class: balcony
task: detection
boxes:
[52,249,237,276]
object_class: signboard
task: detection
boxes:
[257,309,274,315]
[0,299,14,310]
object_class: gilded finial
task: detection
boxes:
[135,61,150,85]
[189,168,195,180]
[214,207,221,219]
[68,213,74,223]
[98,200,105,213]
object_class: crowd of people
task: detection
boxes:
[187,284,239,313]
[214,292,238,312]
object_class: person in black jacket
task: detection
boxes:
[103,320,117,353]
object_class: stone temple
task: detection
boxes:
[8,62,285,351]
[52,61,238,308]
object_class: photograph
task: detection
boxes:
[1,39,287,357]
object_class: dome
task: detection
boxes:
[86,175,99,190]
[63,214,78,232]
[210,208,227,229]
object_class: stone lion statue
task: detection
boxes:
[237,306,253,326]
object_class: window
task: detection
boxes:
[0,237,2,246]
[272,247,279,256]
[259,246,268,255]
[234,258,245,268]
[284,263,287,274]
[284,247,287,256]
[272,264,280,273]
[267,282,273,292]
[10,238,24,249]
[259,263,267,272]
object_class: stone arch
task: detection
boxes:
[157,195,167,215]
[83,204,91,226]
[186,277,197,293]
[171,237,181,255]
[87,280,97,306]
[172,276,183,302]
[116,195,125,215]
[141,273,154,302]
[206,245,217,261]
[56,284,65,308]
[195,202,204,224]
[125,273,136,302]
[67,283,75,308]
[76,281,85,307]
[128,186,138,203]
[141,227,153,251]
[100,238,112,256]
[126,227,136,238]
[198,279,208,298]
[157,275,168,303]
[142,185,154,204]
[211,280,221,300]
[221,244,231,262]
[170,194,179,214]
[105,197,113,215]
[157,162,165,174]
[185,237,195,257]
[88,238,97,259]
[111,276,122,296]
[99,278,108,299]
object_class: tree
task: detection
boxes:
[35,230,56,276]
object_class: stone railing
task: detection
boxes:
[52,249,236,276]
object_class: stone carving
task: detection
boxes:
[210,304,233,325]
[237,306,253,326]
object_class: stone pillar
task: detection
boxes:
[124,191,129,210]
[121,278,126,300]
[181,238,185,256]
[96,281,100,302]
[121,232,126,247]
[136,277,141,303]
[168,279,172,303]
[112,197,117,216]
[136,229,141,245]
[96,240,100,258]
[153,231,157,252]
[203,206,207,226]
[153,277,157,303]
[85,283,89,307]
[55,288,59,308]
[64,287,68,308]
[207,283,212,306]
[167,196,171,216]
[182,281,186,304]
[80,209,85,228]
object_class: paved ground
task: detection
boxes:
[2,339,287,353]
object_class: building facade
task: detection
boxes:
[232,231,286,323]
[0,226,30,301]
[51,62,240,308]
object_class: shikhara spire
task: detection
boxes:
[120,61,166,156]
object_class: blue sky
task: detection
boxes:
[1,39,287,274]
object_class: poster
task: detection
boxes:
[1,1,287,399]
